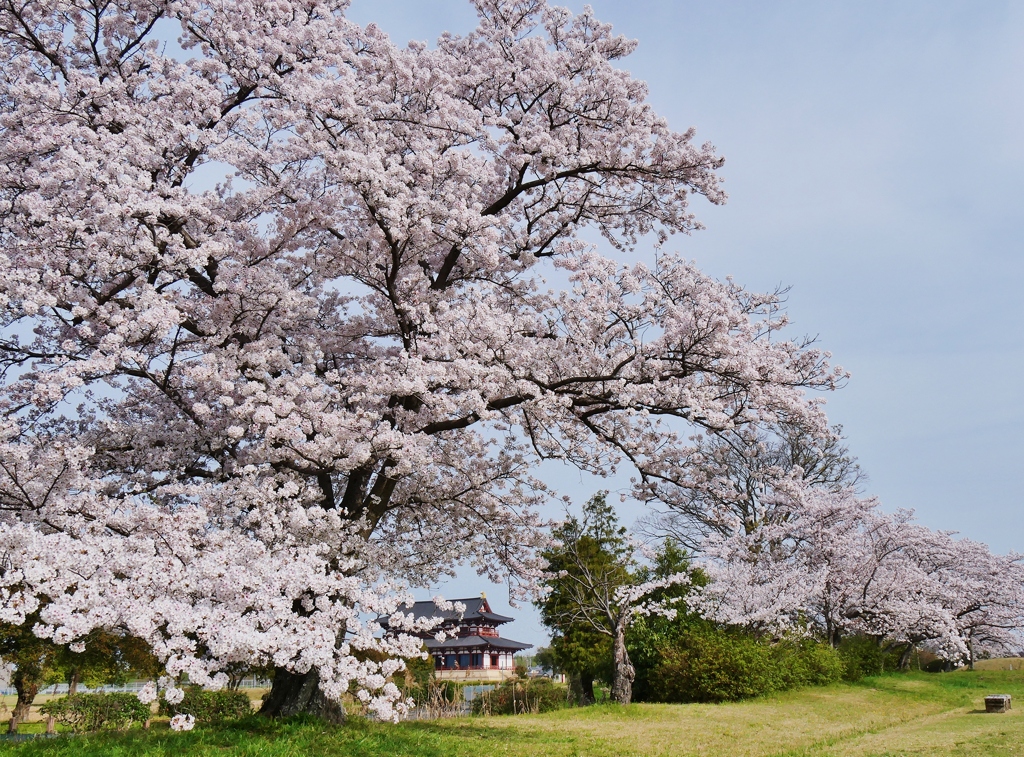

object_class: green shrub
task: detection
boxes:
[837,636,902,681]
[646,629,844,703]
[649,629,771,702]
[158,687,252,723]
[771,637,846,688]
[39,692,151,733]
[472,678,570,715]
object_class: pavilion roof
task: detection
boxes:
[379,596,515,628]
[425,635,532,652]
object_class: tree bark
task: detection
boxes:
[609,617,635,705]
[898,643,915,671]
[569,673,596,704]
[580,673,596,704]
[259,667,346,723]
[828,627,841,648]
[9,672,39,733]
[68,668,80,696]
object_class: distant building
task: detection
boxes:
[382,593,532,682]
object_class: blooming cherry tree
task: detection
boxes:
[696,484,1024,665]
[637,422,862,550]
[0,0,841,718]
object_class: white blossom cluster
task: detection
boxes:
[169,714,195,732]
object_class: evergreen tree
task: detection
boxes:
[537,493,626,703]
[0,619,61,732]
[538,493,689,704]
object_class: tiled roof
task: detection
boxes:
[425,635,532,652]
[380,597,515,627]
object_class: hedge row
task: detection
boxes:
[159,687,253,722]
[38,687,252,733]
[39,693,150,733]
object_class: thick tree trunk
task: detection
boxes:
[8,673,39,734]
[259,667,346,723]
[68,669,80,696]
[898,643,915,671]
[569,673,596,704]
[580,673,596,704]
[609,619,635,705]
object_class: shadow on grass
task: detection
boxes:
[0,714,583,757]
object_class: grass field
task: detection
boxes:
[1,669,1022,756]
[974,658,1024,672]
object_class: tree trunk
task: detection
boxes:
[898,643,915,671]
[609,618,635,705]
[68,668,80,696]
[9,672,39,733]
[580,673,596,704]
[569,673,596,705]
[259,667,346,723]
[968,635,975,671]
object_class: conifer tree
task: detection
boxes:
[538,493,687,704]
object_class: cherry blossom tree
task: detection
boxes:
[0,0,842,719]
[637,422,862,551]
[908,530,1024,668]
[695,485,1024,665]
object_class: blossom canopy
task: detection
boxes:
[0,0,841,717]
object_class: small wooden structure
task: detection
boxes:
[984,694,1012,713]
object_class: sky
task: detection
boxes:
[343,0,1024,647]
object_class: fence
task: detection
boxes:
[461,684,495,702]
[0,678,273,697]
[396,683,497,721]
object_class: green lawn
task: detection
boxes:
[2,670,1023,756]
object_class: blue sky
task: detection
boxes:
[344,0,1024,645]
